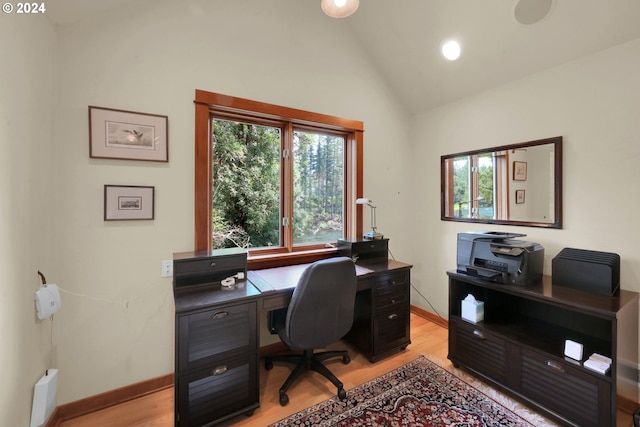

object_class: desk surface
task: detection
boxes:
[248,259,412,293]
[174,259,412,314]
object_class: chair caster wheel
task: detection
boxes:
[279,392,289,406]
[342,354,350,364]
[338,387,347,400]
[265,360,273,370]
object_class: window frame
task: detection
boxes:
[194,89,364,268]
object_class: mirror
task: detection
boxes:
[441,136,562,229]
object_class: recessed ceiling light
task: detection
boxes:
[441,40,461,61]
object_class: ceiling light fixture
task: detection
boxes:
[321,0,359,18]
[514,0,554,25]
[441,40,461,61]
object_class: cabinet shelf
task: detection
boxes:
[447,270,638,427]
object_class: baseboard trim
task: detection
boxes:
[46,373,173,427]
[411,304,448,329]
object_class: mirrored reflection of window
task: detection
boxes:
[446,152,506,220]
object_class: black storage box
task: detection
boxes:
[552,247,620,295]
[337,238,388,263]
[173,247,247,290]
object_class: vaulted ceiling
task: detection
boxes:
[46,0,640,114]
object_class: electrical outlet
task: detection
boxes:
[161,260,173,278]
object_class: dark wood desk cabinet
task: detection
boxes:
[447,271,639,427]
[339,239,412,361]
[345,262,412,362]
[173,250,260,427]
[172,247,412,427]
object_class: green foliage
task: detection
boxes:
[212,120,280,248]
[211,121,345,249]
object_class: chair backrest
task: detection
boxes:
[282,257,357,350]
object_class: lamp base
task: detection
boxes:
[363,231,384,240]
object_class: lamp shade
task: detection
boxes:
[321,0,359,18]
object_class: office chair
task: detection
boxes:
[264,257,357,406]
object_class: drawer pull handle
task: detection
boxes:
[387,313,398,320]
[389,280,398,285]
[212,365,228,376]
[472,330,485,339]
[390,299,397,304]
[210,262,216,267]
[546,360,565,373]
[211,311,229,319]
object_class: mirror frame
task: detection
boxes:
[441,136,563,229]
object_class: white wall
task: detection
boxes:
[411,38,640,368]
[47,0,412,412]
[0,14,57,427]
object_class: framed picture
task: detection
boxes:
[104,185,155,221]
[513,161,527,181]
[516,189,526,204]
[89,106,168,162]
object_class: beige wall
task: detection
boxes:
[47,0,413,419]
[410,38,640,401]
[4,1,640,425]
[0,14,57,427]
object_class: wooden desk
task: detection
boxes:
[172,255,412,427]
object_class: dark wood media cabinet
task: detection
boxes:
[447,271,638,427]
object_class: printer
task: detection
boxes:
[457,231,544,285]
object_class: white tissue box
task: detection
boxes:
[461,296,484,323]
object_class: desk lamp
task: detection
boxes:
[356,198,383,240]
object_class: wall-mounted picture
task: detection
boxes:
[104,185,155,220]
[513,161,527,181]
[89,106,168,162]
[516,189,526,204]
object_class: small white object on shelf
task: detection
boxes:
[461,294,484,323]
[583,353,611,374]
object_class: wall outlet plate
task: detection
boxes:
[161,260,173,278]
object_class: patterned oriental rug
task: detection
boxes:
[269,356,557,427]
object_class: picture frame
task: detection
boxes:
[516,189,526,204]
[89,106,168,162]
[513,161,527,181]
[104,185,155,221]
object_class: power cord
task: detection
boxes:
[387,247,447,322]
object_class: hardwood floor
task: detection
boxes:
[58,313,634,427]
[59,313,447,426]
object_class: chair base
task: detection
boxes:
[265,348,350,406]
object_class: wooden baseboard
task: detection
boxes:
[411,304,448,329]
[46,373,173,427]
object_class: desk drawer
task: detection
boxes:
[177,301,256,371]
[373,271,409,295]
[176,355,258,427]
[373,303,410,355]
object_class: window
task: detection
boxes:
[195,90,364,265]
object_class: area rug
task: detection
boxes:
[269,356,557,427]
